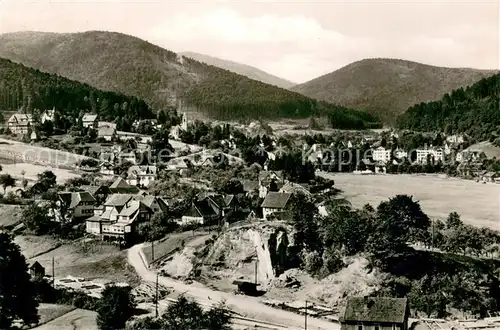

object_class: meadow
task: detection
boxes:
[320,173,500,230]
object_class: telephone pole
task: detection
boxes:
[155,273,159,318]
[52,256,55,288]
[305,300,308,330]
[254,259,258,285]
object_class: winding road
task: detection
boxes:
[128,244,339,330]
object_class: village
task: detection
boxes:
[1,105,500,330]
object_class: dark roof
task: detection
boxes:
[261,192,292,209]
[258,170,283,183]
[110,177,131,189]
[30,261,44,271]
[80,185,111,196]
[343,297,408,324]
[185,200,217,218]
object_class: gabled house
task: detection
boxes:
[239,179,259,196]
[79,185,112,204]
[86,193,152,243]
[57,191,96,221]
[41,108,55,123]
[110,177,139,194]
[180,199,219,226]
[82,113,98,129]
[126,166,157,188]
[8,113,34,135]
[133,195,168,216]
[340,297,409,330]
[261,192,292,220]
[29,261,45,279]
[98,126,116,141]
[258,170,285,198]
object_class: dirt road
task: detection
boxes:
[128,244,339,330]
[31,309,97,330]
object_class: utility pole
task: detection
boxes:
[305,300,308,330]
[155,273,159,318]
[254,259,258,285]
[52,256,55,288]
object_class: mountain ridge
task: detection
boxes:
[0,30,380,128]
[290,58,497,124]
[179,51,295,89]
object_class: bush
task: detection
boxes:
[302,250,323,276]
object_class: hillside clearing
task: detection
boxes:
[16,235,140,286]
[31,308,97,330]
[318,172,500,230]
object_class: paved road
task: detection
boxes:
[128,244,339,330]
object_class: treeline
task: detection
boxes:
[397,74,500,141]
[287,194,500,318]
[182,57,382,129]
[0,58,154,123]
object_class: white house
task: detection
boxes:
[82,114,99,129]
[261,192,292,220]
[258,170,285,198]
[126,165,158,187]
[98,126,116,141]
[372,147,392,162]
[416,147,444,164]
[446,135,464,144]
[41,108,55,123]
[170,113,188,141]
[8,113,34,135]
[57,191,96,221]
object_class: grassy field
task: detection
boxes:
[0,204,23,228]
[16,235,140,286]
[321,173,500,229]
[142,231,211,265]
[36,304,76,326]
[31,308,97,330]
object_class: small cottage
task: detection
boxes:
[261,192,292,220]
[340,297,410,330]
[29,261,46,279]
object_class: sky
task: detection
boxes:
[0,0,499,83]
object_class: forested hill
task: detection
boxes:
[0,57,154,122]
[396,73,500,141]
[179,52,295,89]
[0,31,380,128]
[290,58,497,124]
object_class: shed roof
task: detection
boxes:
[342,297,408,324]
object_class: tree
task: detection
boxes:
[0,233,39,328]
[0,173,16,194]
[151,127,174,162]
[97,285,136,330]
[37,170,57,189]
[446,212,463,229]
[22,202,53,235]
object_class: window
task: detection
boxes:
[393,325,400,330]
[357,324,363,330]
[374,324,380,330]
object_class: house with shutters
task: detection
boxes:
[56,191,96,222]
[85,193,152,243]
[126,165,158,188]
[8,113,34,135]
[180,193,232,226]
[261,192,292,220]
[340,297,410,330]
[82,113,99,129]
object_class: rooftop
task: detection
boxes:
[261,192,292,209]
[342,297,408,324]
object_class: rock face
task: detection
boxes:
[203,222,295,288]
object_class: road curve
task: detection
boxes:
[127,244,339,330]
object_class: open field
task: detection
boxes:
[31,308,97,330]
[142,230,211,265]
[318,172,500,229]
[36,304,76,326]
[0,204,23,228]
[0,162,81,184]
[16,235,140,285]
[0,137,95,167]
